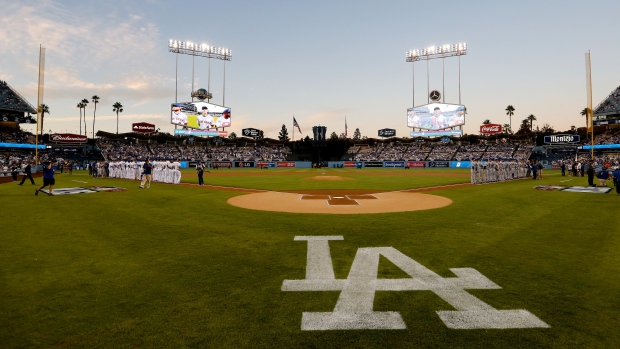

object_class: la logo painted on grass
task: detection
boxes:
[282,236,549,331]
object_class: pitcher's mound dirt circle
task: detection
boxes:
[227,191,452,214]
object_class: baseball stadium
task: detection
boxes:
[3,2,620,347]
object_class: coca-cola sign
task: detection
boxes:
[49,133,88,143]
[479,124,502,134]
[132,122,156,133]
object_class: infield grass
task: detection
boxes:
[1,168,619,348]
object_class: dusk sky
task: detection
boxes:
[1,0,619,139]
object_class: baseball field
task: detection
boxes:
[1,168,619,348]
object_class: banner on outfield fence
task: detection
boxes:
[234,161,255,168]
[428,161,450,168]
[364,161,383,168]
[406,161,426,168]
[211,161,232,168]
[344,161,356,168]
[384,161,405,168]
[277,161,296,168]
[451,161,471,168]
[257,161,276,168]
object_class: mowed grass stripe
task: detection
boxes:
[1,169,619,348]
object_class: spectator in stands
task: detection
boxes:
[18,160,35,185]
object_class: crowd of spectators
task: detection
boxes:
[594,86,620,114]
[0,129,36,144]
[98,140,291,162]
[98,140,151,161]
[0,80,36,113]
[350,141,534,162]
[593,131,620,145]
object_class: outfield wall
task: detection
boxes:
[181,161,476,169]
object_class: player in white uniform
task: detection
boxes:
[198,106,214,130]
[215,108,231,128]
[172,160,182,184]
[171,105,188,126]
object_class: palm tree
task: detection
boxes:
[527,114,537,131]
[91,95,100,137]
[112,102,123,134]
[505,105,515,132]
[580,107,590,128]
[502,124,511,134]
[482,119,491,124]
[520,119,530,132]
[38,104,49,138]
[81,98,89,135]
[76,102,83,135]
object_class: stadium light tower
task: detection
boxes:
[168,40,232,104]
[406,42,467,106]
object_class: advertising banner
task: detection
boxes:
[410,130,462,137]
[241,128,261,138]
[406,161,426,168]
[378,128,396,137]
[257,161,276,168]
[343,161,356,168]
[408,103,465,130]
[174,129,228,137]
[49,133,88,144]
[132,122,156,133]
[543,134,580,144]
[0,143,46,149]
[171,101,231,129]
[451,161,471,168]
[384,161,405,168]
[277,161,296,168]
[428,161,450,168]
[479,124,502,135]
[211,161,232,168]
[364,161,383,168]
[234,161,255,168]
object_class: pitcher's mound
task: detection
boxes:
[227,191,451,214]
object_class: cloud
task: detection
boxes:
[0,1,166,87]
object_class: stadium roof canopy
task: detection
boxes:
[0,80,37,115]
[593,85,620,128]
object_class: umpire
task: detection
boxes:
[18,161,35,185]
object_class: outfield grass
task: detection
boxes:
[1,169,619,348]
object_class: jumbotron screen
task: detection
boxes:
[171,101,231,129]
[407,103,465,131]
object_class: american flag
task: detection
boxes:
[293,116,302,134]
